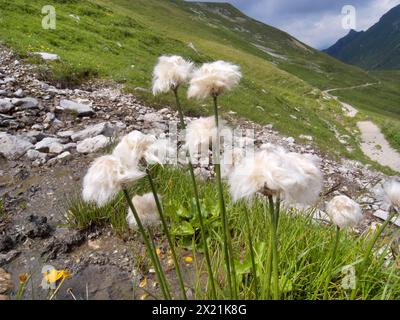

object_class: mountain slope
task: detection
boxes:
[0,0,398,166]
[324,4,400,70]
[324,29,364,57]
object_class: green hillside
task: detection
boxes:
[0,0,398,166]
[324,4,400,70]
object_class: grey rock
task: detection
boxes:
[77,135,110,153]
[14,89,24,98]
[44,112,55,123]
[71,122,115,142]
[374,210,400,227]
[62,142,76,151]
[143,112,164,123]
[31,124,44,131]
[26,149,47,161]
[32,52,60,61]
[0,250,20,267]
[299,134,313,141]
[57,99,94,117]
[24,214,52,239]
[56,151,72,163]
[57,130,74,138]
[3,77,15,84]
[0,99,12,113]
[35,137,64,154]
[0,132,33,160]
[12,97,39,109]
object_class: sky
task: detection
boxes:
[189,0,400,49]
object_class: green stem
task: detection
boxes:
[265,198,273,300]
[323,226,340,300]
[122,189,171,300]
[268,195,280,300]
[213,95,237,299]
[146,168,187,300]
[173,88,186,130]
[173,89,217,299]
[147,227,171,299]
[244,206,259,300]
[350,211,396,300]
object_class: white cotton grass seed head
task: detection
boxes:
[152,55,194,95]
[126,193,161,229]
[82,155,145,207]
[112,131,156,169]
[184,116,216,156]
[221,147,245,179]
[326,195,363,229]
[144,138,176,165]
[188,60,242,99]
[382,179,400,209]
[283,152,323,205]
[228,146,322,205]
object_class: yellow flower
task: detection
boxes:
[183,256,193,263]
[19,273,29,284]
[43,269,59,284]
[140,293,149,300]
[139,277,147,288]
[59,270,71,280]
[43,269,71,284]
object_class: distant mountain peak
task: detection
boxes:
[324,4,400,70]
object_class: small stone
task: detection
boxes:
[26,149,47,161]
[35,137,63,153]
[57,130,74,138]
[31,124,44,131]
[71,122,115,142]
[14,89,24,98]
[0,99,12,113]
[56,151,72,161]
[299,134,313,141]
[76,135,110,153]
[44,112,55,123]
[12,97,39,109]
[374,210,400,227]
[0,132,33,160]
[32,52,60,61]
[57,99,94,117]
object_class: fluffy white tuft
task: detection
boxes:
[188,60,242,99]
[228,145,322,205]
[326,195,363,229]
[221,147,245,179]
[152,55,194,95]
[126,193,161,229]
[184,116,233,163]
[283,152,323,205]
[112,131,156,169]
[82,155,145,207]
[144,138,176,165]
[382,179,400,209]
[184,116,216,156]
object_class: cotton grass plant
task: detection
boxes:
[188,60,242,298]
[228,145,323,299]
[324,195,362,299]
[152,55,216,298]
